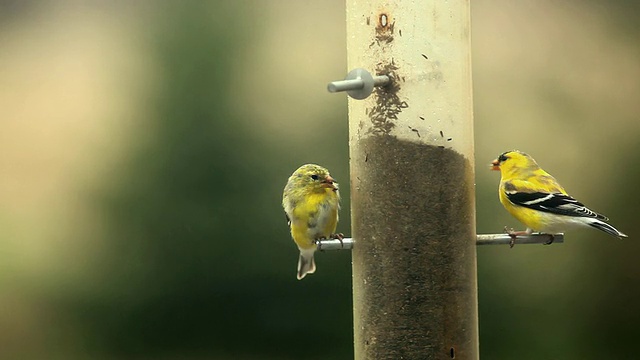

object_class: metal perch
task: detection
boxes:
[316,233,564,251]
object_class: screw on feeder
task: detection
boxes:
[316,233,564,251]
[327,68,390,100]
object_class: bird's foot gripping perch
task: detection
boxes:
[503,227,556,247]
[330,233,345,248]
[313,233,345,248]
[504,226,532,248]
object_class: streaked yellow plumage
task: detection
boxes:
[283,164,340,280]
[491,150,627,245]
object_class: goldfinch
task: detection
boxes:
[283,164,341,280]
[491,150,627,247]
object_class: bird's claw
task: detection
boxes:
[543,234,555,245]
[330,233,345,248]
[504,226,517,248]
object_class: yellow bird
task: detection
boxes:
[283,164,341,280]
[491,150,627,247]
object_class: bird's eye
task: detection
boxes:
[310,174,319,180]
[498,154,509,162]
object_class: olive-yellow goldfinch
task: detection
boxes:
[283,164,340,280]
[491,150,627,246]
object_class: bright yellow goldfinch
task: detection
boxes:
[491,150,627,246]
[283,164,341,280]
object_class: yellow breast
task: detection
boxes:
[290,189,339,249]
[499,184,543,231]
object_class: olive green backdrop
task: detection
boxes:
[0,1,638,359]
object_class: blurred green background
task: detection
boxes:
[0,1,638,359]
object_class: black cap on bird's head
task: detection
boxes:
[491,150,526,169]
[490,150,539,174]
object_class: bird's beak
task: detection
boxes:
[490,159,500,171]
[322,175,338,190]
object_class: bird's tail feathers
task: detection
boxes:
[588,219,628,238]
[297,249,316,280]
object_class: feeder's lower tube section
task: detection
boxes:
[350,137,478,360]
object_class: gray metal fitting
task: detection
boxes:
[327,68,390,100]
[316,233,564,251]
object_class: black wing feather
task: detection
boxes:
[506,191,608,221]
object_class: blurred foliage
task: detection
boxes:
[72,3,351,359]
[0,1,638,359]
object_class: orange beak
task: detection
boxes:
[321,175,337,190]
[490,159,500,171]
